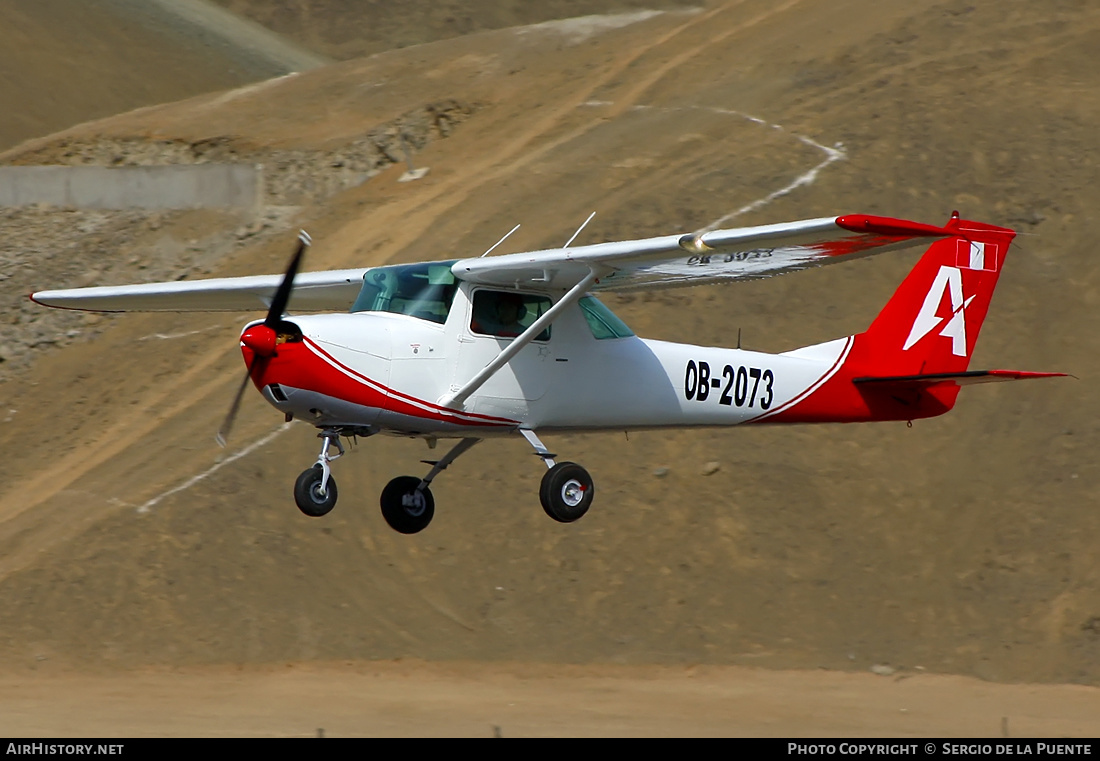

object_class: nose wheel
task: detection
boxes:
[294,465,338,517]
[294,429,344,517]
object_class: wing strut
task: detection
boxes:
[439,268,601,410]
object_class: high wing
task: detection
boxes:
[452,214,960,291]
[31,268,370,313]
[31,214,958,313]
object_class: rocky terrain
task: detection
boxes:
[0,99,473,379]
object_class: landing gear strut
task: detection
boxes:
[521,429,595,523]
[290,427,595,530]
[294,429,344,517]
[380,437,481,534]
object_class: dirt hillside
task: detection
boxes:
[0,0,300,155]
[0,0,1097,721]
[211,0,701,60]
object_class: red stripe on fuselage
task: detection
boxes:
[243,338,518,428]
[754,333,957,423]
[746,336,853,423]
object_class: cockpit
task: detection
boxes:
[350,261,459,324]
[350,260,636,341]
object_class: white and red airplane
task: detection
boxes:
[32,212,1063,533]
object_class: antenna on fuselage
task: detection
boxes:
[563,211,596,248]
[481,224,521,257]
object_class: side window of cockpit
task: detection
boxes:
[579,295,634,340]
[470,290,551,340]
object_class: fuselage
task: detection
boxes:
[242,275,866,438]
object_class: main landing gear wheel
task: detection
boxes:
[294,465,338,517]
[380,476,435,534]
[539,462,594,523]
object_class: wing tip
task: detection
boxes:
[836,214,955,238]
[29,291,119,313]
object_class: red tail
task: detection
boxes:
[763,213,1024,423]
[859,213,1015,377]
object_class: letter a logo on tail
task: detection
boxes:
[903,265,974,357]
[859,218,1013,377]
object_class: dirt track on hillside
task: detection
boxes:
[1,0,1098,737]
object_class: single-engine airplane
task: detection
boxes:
[32,211,1063,533]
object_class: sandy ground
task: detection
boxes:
[3,662,1100,738]
[1,0,1099,737]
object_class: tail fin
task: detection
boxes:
[757,213,1065,424]
[859,211,1015,377]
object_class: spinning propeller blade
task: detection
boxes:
[215,370,254,448]
[216,231,312,447]
[265,231,311,329]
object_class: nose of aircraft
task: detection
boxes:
[240,324,278,357]
[238,319,305,371]
[217,230,312,446]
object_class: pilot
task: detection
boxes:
[472,292,527,337]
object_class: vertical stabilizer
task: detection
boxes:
[859,212,1016,377]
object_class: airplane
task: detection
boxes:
[31,211,1064,534]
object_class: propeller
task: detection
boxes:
[216,231,312,447]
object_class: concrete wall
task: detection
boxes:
[0,164,262,210]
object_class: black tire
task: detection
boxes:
[294,465,337,517]
[380,476,435,534]
[539,462,594,523]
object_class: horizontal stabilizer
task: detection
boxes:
[853,369,1067,388]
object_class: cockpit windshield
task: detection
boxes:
[350,260,458,324]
